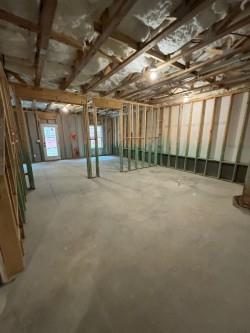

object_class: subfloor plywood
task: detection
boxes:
[0,157,250,333]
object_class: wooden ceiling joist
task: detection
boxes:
[0,7,83,50]
[59,0,137,90]
[34,0,57,86]
[107,8,250,97]
[138,59,250,102]
[84,0,215,92]
[12,84,87,105]
[122,43,250,100]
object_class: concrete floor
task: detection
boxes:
[0,156,250,333]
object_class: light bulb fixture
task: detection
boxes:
[62,106,69,113]
[183,95,189,103]
[149,70,158,81]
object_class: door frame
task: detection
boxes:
[40,124,61,161]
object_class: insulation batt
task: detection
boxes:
[0,0,247,91]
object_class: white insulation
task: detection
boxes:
[0,0,247,91]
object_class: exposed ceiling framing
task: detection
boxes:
[0,0,249,105]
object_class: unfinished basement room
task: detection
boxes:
[1,0,250,332]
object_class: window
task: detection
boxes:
[89,125,103,149]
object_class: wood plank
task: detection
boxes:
[13,84,87,105]
[35,0,57,86]
[93,105,100,177]
[86,0,214,91]
[119,105,123,172]
[93,96,123,109]
[60,0,136,89]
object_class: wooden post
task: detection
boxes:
[184,103,193,170]
[142,106,146,168]
[83,105,92,178]
[175,105,182,169]
[34,104,44,161]
[159,107,164,166]
[135,104,139,169]
[15,97,35,189]
[153,107,159,166]
[93,105,100,177]
[217,95,234,178]
[119,106,124,172]
[148,107,153,166]
[167,107,172,167]
[232,92,250,181]
[127,103,132,171]
[204,98,217,175]
[194,100,206,172]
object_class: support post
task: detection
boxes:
[232,92,250,181]
[93,105,100,177]
[15,97,35,189]
[184,103,193,170]
[234,163,250,209]
[127,104,132,171]
[175,105,182,169]
[119,106,124,172]
[204,98,217,175]
[83,105,92,178]
[217,95,233,179]
[194,100,206,172]
[135,104,139,169]
[142,106,146,168]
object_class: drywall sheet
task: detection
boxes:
[170,105,179,155]
[188,101,203,158]
[162,107,170,154]
[224,92,248,162]
[179,103,192,156]
[199,98,215,159]
[210,96,231,160]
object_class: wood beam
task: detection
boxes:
[34,0,57,86]
[110,9,250,98]
[138,58,250,101]
[60,0,136,89]
[121,43,250,99]
[85,0,215,91]
[5,70,27,85]
[0,7,84,50]
[12,84,87,105]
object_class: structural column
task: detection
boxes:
[234,163,250,209]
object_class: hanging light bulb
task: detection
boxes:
[149,70,158,81]
[62,106,69,113]
[183,95,189,103]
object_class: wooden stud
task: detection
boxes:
[184,103,194,170]
[135,104,139,169]
[141,106,147,168]
[194,100,206,172]
[167,107,172,167]
[232,92,250,181]
[217,95,234,178]
[175,105,182,169]
[127,104,132,171]
[93,105,100,177]
[119,106,124,172]
[204,98,217,175]
[83,106,92,179]
[15,98,35,189]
